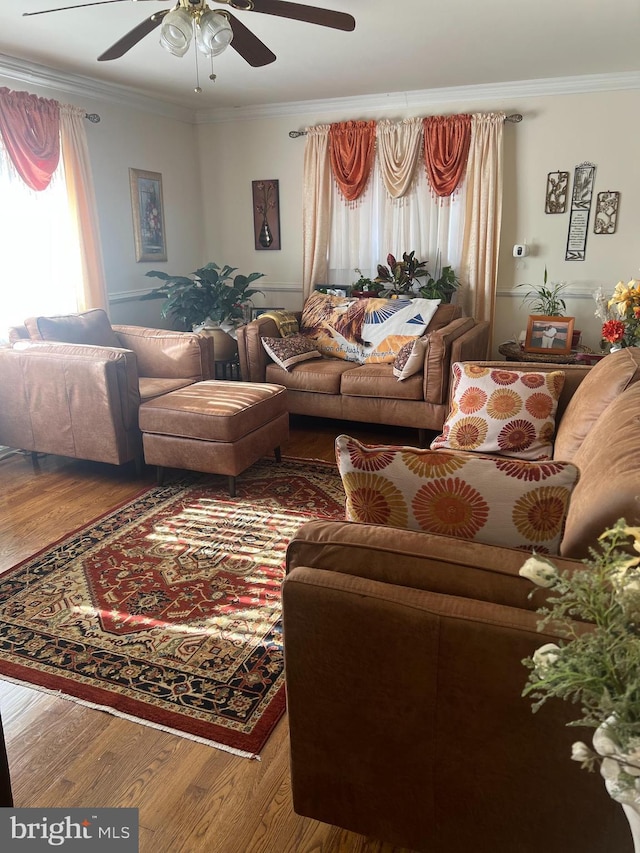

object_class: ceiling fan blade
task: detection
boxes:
[98,10,169,61]
[24,0,160,16]
[227,12,276,67]
[244,0,355,31]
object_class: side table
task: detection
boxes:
[498,341,604,365]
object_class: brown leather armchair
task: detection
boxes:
[0,309,213,467]
[282,350,640,852]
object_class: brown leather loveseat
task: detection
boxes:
[0,308,213,468]
[282,348,640,852]
[238,302,490,442]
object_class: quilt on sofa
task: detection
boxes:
[300,292,441,364]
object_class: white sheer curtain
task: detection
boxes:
[0,102,107,340]
[328,157,466,289]
[0,141,82,338]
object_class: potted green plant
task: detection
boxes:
[418,261,461,304]
[350,268,384,298]
[143,262,264,329]
[516,267,569,316]
[374,251,430,297]
[142,262,264,362]
[516,267,580,348]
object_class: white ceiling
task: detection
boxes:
[2,0,639,112]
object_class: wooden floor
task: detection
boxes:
[0,417,427,853]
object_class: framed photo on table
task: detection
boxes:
[524,315,575,355]
[129,168,167,262]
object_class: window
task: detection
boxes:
[327,159,465,287]
[0,143,82,341]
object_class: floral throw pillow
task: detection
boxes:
[261,335,322,371]
[335,434,579,554]
[430,364,566,460]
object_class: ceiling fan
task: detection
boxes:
[24,0,356,68]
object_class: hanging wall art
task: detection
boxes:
[565,162,596,261]
[252,179,281,250]
[593,191,620,234]
[129,168,167,262]
[545,170,569,214]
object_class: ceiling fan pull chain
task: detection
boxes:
[209,55,217,82]
[194,33,202,93]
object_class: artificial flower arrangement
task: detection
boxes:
[520,519,640,814]
[594,279,640,350]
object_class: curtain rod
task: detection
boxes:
[85,113,100,123]
[288,113,522,138]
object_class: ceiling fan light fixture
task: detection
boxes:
[159,7,194,58]
[196,10,233,58]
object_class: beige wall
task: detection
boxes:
[2,71,636,348]
[196,115,306,315]
[496,89,638,355]
[87,102,203,328]
[0,73,203,329]
[197,87,639,352]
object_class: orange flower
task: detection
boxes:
[459,385,488,414]
[449,416,488,449]
[342,472,408,527]
[525,392,553,420]
[402,451,467,477]
[412,477,489,538]
[602,319,626,344]
[497,419,536,452]
[512,487,568,542]
[487,388,522,420]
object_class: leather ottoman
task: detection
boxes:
[139,380,289,495]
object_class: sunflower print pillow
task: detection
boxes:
[335,434,579,554]
[430,364,566,460]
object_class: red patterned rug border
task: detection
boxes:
[0,661,285,758]
[0,458,343,758]
[0,483,154,579]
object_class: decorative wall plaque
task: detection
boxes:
[593,191,620,234]
[252,179,281,250]
[545,171,569,214]
[565,162,596,261]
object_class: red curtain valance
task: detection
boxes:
[423,114,471,198]
[0,88,60,191]
[329,120,376,202]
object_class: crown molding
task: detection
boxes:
[0,53,195,124]
[194,71,640,124]
[0,53,637,128]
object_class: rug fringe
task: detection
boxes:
[0,675,260,761]
[280,454,335,467]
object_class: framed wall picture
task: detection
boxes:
[129,168,167,262]
[252,180,281,250]
[524,315,575,355]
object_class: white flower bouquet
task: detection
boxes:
[521,520,640,809]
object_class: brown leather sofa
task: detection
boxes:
[282,348,640,853]
[0,309,213,468]
[237,304,490,441]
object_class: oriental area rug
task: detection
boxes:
[0,458,345,759]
